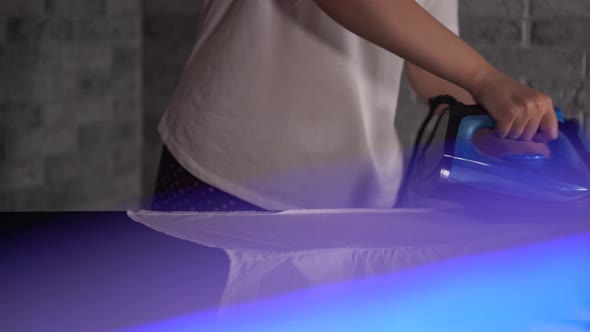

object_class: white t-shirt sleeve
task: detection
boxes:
[422,0,460,36]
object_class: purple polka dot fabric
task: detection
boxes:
[150,147,266,212]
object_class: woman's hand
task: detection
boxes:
[469,69,558,142]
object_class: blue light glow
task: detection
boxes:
[117,234,590,332]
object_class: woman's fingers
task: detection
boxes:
[494,118,514,139]
[520,114,543,142]
[512,96,553,141]
[537,110,559,142]
[506,111,529,140]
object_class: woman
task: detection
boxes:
[151,0,557,212]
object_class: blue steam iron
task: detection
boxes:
[397,95,590,210]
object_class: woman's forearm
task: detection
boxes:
[313,0,495,95]
[405,62,474,109]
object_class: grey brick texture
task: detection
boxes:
[459,18,522,46]
[44,0,106,16]
[0,1,45,16]
[0,0,142,211]
[532,19,590,47]
[531,0,590,17]
[459,0,525,17]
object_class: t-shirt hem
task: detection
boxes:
[158,121,301,211]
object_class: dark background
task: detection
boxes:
[1,0,589,211]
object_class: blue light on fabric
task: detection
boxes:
[118,235,590,332]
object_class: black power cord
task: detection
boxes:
[395,95,460,208]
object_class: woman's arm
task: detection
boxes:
[313,0,491,95]
[313,0,557,141]
[405,61,474,110]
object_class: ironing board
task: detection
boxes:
[127,209,590,332]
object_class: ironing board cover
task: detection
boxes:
[127,209,590,331]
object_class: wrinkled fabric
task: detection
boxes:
[128,208,590,331]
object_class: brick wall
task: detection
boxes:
[0,0,142,211]
[396,0,590,149]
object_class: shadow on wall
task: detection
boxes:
[142,0,205,203]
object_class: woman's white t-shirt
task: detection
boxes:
[158,0,459,210]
